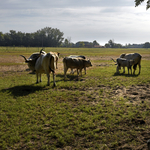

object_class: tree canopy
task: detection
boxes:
[0,27,64,47]
[135,0,150,9]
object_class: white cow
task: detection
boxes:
[63,57,92,79]
[35,50,56,86]
[116,58,134,74]
[120,53,142,75]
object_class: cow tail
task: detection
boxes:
[49,66,55,73]
[49,54,55,73]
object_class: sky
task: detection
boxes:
[0,0,150,46]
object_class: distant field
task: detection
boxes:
[0,47,150,149]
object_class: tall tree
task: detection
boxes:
[0,32,4,46]
[93,40,99,46]
[135,0,150,9]
[108,39,115,48]
[143,42,150,48]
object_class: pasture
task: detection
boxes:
[0,47,150,149]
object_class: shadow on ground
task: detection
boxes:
[1,85,45,97]
[113,72,139,77]
[56,73,84,82]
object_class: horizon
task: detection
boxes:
[1,0,150,46]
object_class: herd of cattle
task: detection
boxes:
[20,49,142,86]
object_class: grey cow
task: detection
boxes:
[116,58,134,74]
[120,53,142,75]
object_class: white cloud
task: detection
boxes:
[0,0,150,45]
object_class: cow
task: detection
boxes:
[34,50,56,86]
[120,53,142,75]
[20,49,56,86]
[63,57,92,79]
[20,50,60,71]
[68,55,86,74]
[20,50,46,72]
[116,58,134,74]
[50,52,60,69]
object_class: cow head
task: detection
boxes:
[84,59,92,67]
[120,53,126,58]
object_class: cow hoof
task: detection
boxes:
[53,84,56,87]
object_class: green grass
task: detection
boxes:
[0,47,150,149]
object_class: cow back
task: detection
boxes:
[63,57,84,69]
[120,53,142,65]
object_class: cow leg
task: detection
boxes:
[80,69,82,76]
[53,72,56,87]
[84,67,86,74]
[138,63,141,75]
[123,67,125,74]
[39,73,42,82]
[133,64,137,75]
[36,73,39,84]
[64,68,68,80]
[70,69,74,74]
[116,66,119,73]
[128,67,129,74]
[47,74,50,86]
[77,69,80,76]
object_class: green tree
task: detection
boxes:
[105,43,110,48]
[135,0,150,9]
[108,39,115,48]
[93,40,99,46]
[0,32,4,46]
[143,42,150,48]
[79,42,85,47]
[64,39,69,47]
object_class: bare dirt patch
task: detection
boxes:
[110,84,150,105]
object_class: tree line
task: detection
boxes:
[104,40,150,48]
[0,27,64,47]
[0,27,150,48]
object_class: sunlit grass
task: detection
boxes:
[0,47,150,149]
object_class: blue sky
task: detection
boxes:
[0,0,150,45]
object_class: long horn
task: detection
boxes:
[111,58,116,63]
[40,49,44,54]
[20,55,28,62]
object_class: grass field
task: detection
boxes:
[0,47,150,149]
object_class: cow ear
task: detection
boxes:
[27,58,33,61]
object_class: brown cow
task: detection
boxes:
[63,57,92,79]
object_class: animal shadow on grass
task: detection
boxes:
[56,73,82,81]
[113,72,139,77]
[1,85,44,97]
